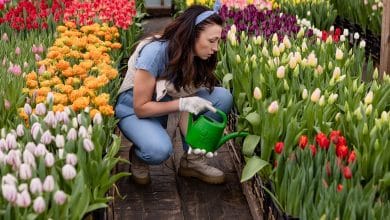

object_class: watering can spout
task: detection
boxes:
[218,131,249,147]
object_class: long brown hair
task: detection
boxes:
[156,5,223,92]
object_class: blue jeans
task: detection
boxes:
[116,87,233,165]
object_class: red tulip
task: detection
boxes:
[348,151,356,164]
[337,136,347,147]
[343,166,352,179]
[335,28,342,36]
[321,31,328,41]
[316,133,330,150]
[329,130,341,144]
[298,135,308,149]
[310,144,316,156]
[336,145,349,159]
[337,184,343,192]
[274,142,284,154]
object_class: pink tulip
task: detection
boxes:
[2,173,17,185]
[5,133,16,150]
[24,103,32,115]
[23,149,36,168]
[0,139,6,151]
[30,178,42,194]
[66,128,77,141]
[34,144,47,157]
[2,33,8,42]
[78,126,88,138]
[16,124,24,137]
[25,142,36,153]
[31,122,42,140]
[16,190,31,208]
[43,175,54,192]
[19,163,32,180]
[6,149,21,169]
[44,111,56,128]
[18,183,28,192]
[31,44,38,53]
[93,113,102,125]
[62,164,77,180]
[3,99,10,111]
[55,135,65,148]
[83,138,94,152]
[15,47,21,55]
[38,65,45,75]
[35,54,41,61]
[44,153,55,167]
[8,64,22,75]
[54,190,67,205]
[35,103,46,116]
[66,153,78,166]
[23,62,29,68]
[33,196,46,214]
[2,184,17,203]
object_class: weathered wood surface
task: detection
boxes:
[113,131,253,220]
[380,0,390,78]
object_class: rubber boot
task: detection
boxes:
[178,153,225,184]
[129,147,151,185]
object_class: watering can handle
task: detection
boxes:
[206,105,217,113]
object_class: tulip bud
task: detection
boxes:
[19,163,32,180]
[45,153,55,167]
[364,91,373,104]
[83,138,94,152]
[44,111,57,128]
[67,128,77,141]
[244,63,250,74]
[268,101,279,114]
[381,111,389,124]
[54,190,67,205]
[335,112,341,122]
[311,88,321,103]
[61,125,68,133]
[278,43,285,53]
[307,53,317,67]
[40,130,52,145]
[354,108,363,120]
[24,103,32,115]
[33,196,46,214]
[365,104,373,115]
[34,143,47,157]
[72,117,78,128]
[46,92,54,104]
[283,36,291,48]
[302,89,308,100]
[23,149,36,168]
[335,48,343,60]
[35,103,46,116]
[373,68,379,80]
[346,111,352,122]
[359,40,366,48]
[246,44,252,53]
[332,67,341,80]
[66,153,78,166]
[283,80,289,91]
[301,42,307,52]
[276,66,285,78]
[297,28,304,38]
[30,178,43,194]
[272,45,280,57]
[328,61,333,70]
[93,113,102,125]
[16,190,31,208]
[319,95,325,106]
[253,87,262,100]
[262,46,269,57]
[62,164,77,180]
[2,184,17,203]
[6,133,17,149]
[43,175,55,192]
[78,126,88,138]
[363,123,368,135]
[328,93,338,104]
[272,33,278,43]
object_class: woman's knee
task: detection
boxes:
[135,140,173,165]
[212,87,233,113]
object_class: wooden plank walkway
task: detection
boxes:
[113,131,253,219]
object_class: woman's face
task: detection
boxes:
[194,24,222,60]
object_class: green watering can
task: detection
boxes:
[185,108,249,154]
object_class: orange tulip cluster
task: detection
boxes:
[22,22,122,120]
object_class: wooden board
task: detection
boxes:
[380,0,390,78]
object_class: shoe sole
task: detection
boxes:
[178,167,225,184]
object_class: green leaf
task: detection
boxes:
[85,203,108,214]
[222,73,233,89]
[245,112,260,126]
[242,135,260,156]
[241,156,270,182]
[379,172,390,188]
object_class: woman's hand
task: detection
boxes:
[179,97,216,114]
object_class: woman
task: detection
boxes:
[115,4,232,185]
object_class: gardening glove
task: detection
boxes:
[187,147,218,158]
[179,97,216,115]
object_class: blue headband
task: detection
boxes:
[195,0,222,25]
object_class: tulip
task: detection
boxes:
[78,126,88,138]
[261,46,269,57]
[66,128,77,141]
[16,124,24,137]
[66,153,78,166]
[19,163,32,180]
[55,135,65,148]
[16,190,31,208]
[8,64,22,75]
[332,67,341,80]
[235,54,241,63]
[45,153,55,167]
[343,166,352,179]
[272,33,278,43]
[46,92,54,104]
[348,151,356,164]
[283,36,291,48]
[311,88,321,103]
[301,42,308,52]
[43,175,55,192]
[35,103,46,116]
[336,145,349,159]
[54,190,67,205]
[2,33,9,41]
[83,138,94,152]
[278,43,285,53]
[268,101,279,114]
[34,144,47,157]
[24,103,32,115]
[381,111,389,124]
[93,113,103,125]
[35,54,41,61]
[23,149,36,168]
[359,40,366,48]
[6,133,17,149]
[40,130,52,145]
[62,164,77,180]
[33,196,46,214]
[335,48,343,60]
[0,139,6,152]
[30,178,42,194]
[337,184,343,192]
[340,35,346,42]
[364,91,373,104]
[319,95,325,106]
[302,89,308,100]
[44,111,56,127]
[6,149,21,169]
[2,174,17,185]
[343,29,349,36]
[2,184,17,203]
[276,66,285,79]
[272,45,280,57]
[316,133,330,150]
[328,93,338,104]
[72,117,78,128]
[353,32,360,39]
[38,65,45,75]
[298,135,308,149]
[307,53,317,67]
[25,142,36,153]
[274,142,284,154]
[61,125,68,133]
[15,47,21,55]
[288,56,297,69]
[309,144,316,156]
